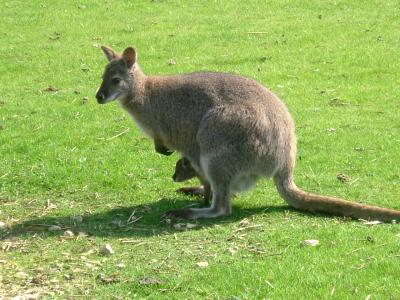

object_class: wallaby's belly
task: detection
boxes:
[231,173,260,192]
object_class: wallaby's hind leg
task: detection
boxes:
[166,181,231,219]
[203,182,212,205]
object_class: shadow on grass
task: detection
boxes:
[2,196,294,240]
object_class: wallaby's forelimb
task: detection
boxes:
[177,186,205,196]
[177,184,212,205]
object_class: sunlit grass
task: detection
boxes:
[0,0,399,298]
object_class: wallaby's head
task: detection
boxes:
[172,158,198,182]
[96,46,138,104]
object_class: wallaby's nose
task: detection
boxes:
[96,91,105,103]
[172,173,177,182]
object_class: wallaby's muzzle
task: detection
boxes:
[96,89,107,104]
[172,172,185,182]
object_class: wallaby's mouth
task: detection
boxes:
[96,91,107,104]
[97,98,108,104]
[96,92,119,104]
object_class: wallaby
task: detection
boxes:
[173,157,212,205]
[96,45,400,222]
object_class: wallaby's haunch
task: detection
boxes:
[96,45,400,222]
[173,157,212,205]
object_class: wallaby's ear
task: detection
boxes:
[122,47,137,69]
[101,45,118,62]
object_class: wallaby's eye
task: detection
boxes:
[112,77,121,84]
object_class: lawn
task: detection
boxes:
[0,0,399,299]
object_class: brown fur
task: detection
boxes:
[96,45,400,222]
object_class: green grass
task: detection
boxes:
[1,0,399,298]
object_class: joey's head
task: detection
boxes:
[96,46,138,104]
[172,158,198,182]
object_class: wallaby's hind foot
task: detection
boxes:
[165,206,230,220]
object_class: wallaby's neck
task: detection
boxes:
[118,64,157,137]
[119,64,147,107]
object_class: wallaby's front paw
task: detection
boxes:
[176,186,205,196]
[155,144,174,156]
[165,209,194,219]
[161,149,174,156]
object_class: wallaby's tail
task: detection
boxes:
[273,174,400,222]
